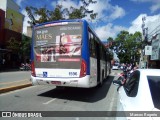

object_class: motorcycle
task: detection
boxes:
[19,63,31,71]
[113,68,130,86]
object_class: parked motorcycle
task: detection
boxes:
[19,63,31,71]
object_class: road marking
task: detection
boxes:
[43,98,56,104]
[0,79,29,85]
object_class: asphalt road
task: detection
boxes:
[0,70,121,120]
[0,71,31,89]
[0,71,31,83]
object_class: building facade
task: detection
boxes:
[147,17,160,69]
[0,0,24,70]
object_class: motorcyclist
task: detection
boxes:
[122,64,128,79]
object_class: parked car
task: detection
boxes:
[113,69,160,120]
[119,65,124,70]
[112,64,119,70]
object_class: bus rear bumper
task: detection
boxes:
[30,75,96,88]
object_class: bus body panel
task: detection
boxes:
[89,57,97,86]
[81,21,90,75]
[100,59,107,80]
[35,68,80,78]
[31,75,97,88]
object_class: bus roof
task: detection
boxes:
[34,19,87,27]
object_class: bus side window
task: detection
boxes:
[89,31,96,58]
[94,37,97,58]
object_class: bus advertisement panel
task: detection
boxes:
[31,20,111,88]
[33,22,82,78]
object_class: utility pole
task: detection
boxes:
[139,16,148,68]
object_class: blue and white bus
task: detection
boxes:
[31,19,111,88]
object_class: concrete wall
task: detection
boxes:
[0,9,5,47]
[7,0,20,11]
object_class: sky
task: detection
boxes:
[14,0,160,41]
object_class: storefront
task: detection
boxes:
[150,33,160,68]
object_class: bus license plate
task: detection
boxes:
[51,81,61,85]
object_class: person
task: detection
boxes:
[41,51,48,62]
[122,64,128,78]
[130,66,138,74]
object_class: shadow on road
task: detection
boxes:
[38,76,115,103]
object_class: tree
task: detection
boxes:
[20,34,31,59]
[111,31,142,64]
[7,34,31,63]
[26,5,63,26]
[107,37,114,50]
[7,37,20,53]
[25,0,98,26]
[106,37,114,60]
[68,0,97,19]
[49,5,64,21]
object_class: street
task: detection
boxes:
[0,71,31,83]
[0,71,31,89]
[0,70,121,120]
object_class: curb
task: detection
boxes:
[0,83,32,94]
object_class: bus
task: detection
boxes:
[30,19,111,88]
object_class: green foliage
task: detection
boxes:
[6,35,31,61]
[68,7,85,19]
[21,34,31,57]
[25,0,97,26]
[26,5,63,26]
[7,37,20,52]
[106,37,114,60]
[69,0,97,19]
[49,5,64,21]
[110,31,142,64]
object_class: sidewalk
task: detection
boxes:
[0,69,32,94]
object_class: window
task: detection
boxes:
[147,76,160,110]
[89,28,96,58]
[124,70,140,97]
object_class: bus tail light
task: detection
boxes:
[80,59,87,78]
[31,61,36,77]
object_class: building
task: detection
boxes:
[148,28,160,68]
[0,9,5,47]
[146,17,160,68]
[27,26,32,37]
[0,0,24,70]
